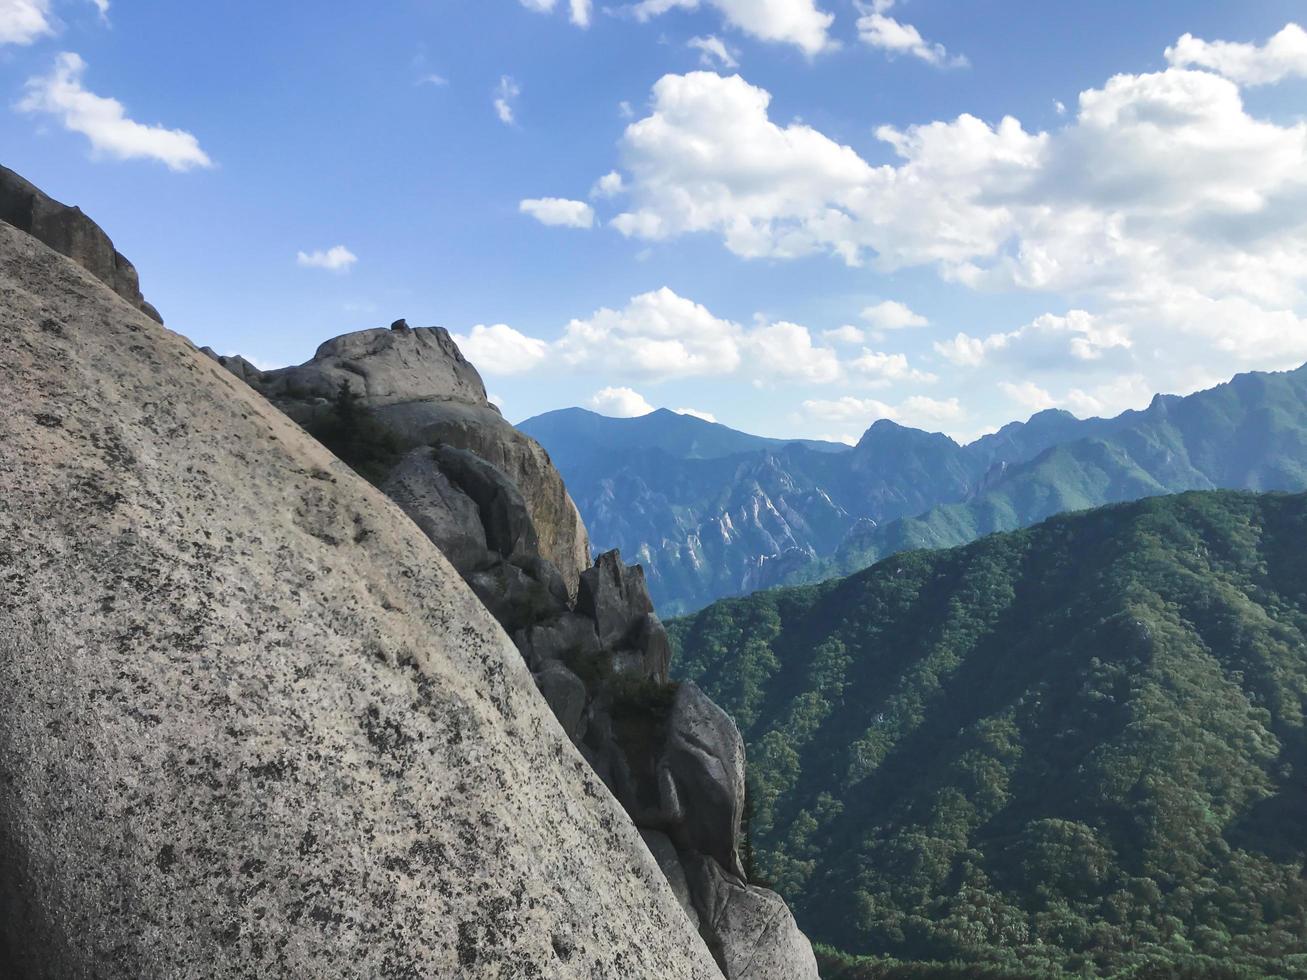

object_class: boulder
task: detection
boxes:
[517,612,602,673]
[683,854,819,980]
[199,348,266,385]
[659,683,746,879]
[234,326,592,595]
[432,444,538,565]
[0,217,721,980]
[534,660,589,742]
[380,447,490,575]
[577,550,655,650]
[0,163,161,322]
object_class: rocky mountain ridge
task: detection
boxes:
[0,164,812,978]
[0,208,717,977]
[212,326,818,979]
[524,369,1307,614]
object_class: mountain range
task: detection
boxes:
[523,366,1307,616]
[670,489,1307,977]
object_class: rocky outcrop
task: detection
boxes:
[0,163,161,323]
[685,854,820,980]
[213,325,591,595]
[0,216,721,978]
[330,416,814,977]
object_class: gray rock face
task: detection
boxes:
[433,444,539,565]
[229,327,592,595]
[660,683,747,879]
[0,163,162,322]
[684,854,820,980]
[380,447,489,575]
[578,550,656,650]
[534,661,589,742]
[641,830,700,931]
[0,219,721,980]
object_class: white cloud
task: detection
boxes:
[802,393,964,432]
[0,0,51,45]
[296,245,358,272]
[855,0,967,68]
[518,0,556,11]
[862,299,928,330]
[591,170,626,199]
[453,324,549,375]
[418,73,449,87]
[933,311,1131,370]
[619,100,635,119]
[1166,23,1307,86]
[999,380,1056,412]
[848,348,936,386]
[590,386,655,417]
[89,0,108,19]
[520,197,595,228]
[570,0,592,27]
[822,324,866,345]
[494,76,520,124]
[627,0,834,56]
[602,50,1307,395]
[688,34,738,69]
[676,407,718,422]
[19,53,213,171]
[557,287,743,380]
[746,320,841,383]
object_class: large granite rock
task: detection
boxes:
[379,447,489,575]
[0,163,161,323]
[578,550,656,650]
[659,683,746,878]
[0,218,720,980]
[684,854,820,980]
[231,326,592,595]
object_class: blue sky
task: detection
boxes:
[3,1,1307,442]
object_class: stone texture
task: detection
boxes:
[660,683,747,879]
[0,163,162,323]
[0,219,721,980]
[230,327,591,595]
[684,854,820,980]
[577,550,655,650]
[432,444,539,566]
[534,661,589,742]
[380,447,489,576]
[641,831,699,931]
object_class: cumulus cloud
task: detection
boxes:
[746,321,841,383]
[627,0,834,56]
[600,45,1307,393]
[591,171,626,199]
[590,386,655,417]
[848,348,936,386]
[999,380,1057,412]
[296,245,358,272]
[89,0,109,19]
[518,0,556,11]
[19,53,213,170]
[862,299,928,330]
[676,407,718,422]
[822,324,866,345]
[855,0,967,68]
[1166,23,1307,86]
[802,393,964,432]
[557,287,743,380]
[494,75,520,124]
[452,324,549,375]
[570,0,592,27]
[520,197,595,228]
[689,35,738,69]
[0,0,51,45]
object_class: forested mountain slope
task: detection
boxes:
[671,491,1307,977]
